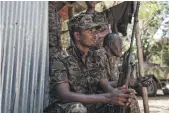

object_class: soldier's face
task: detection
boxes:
[109,38,123,57]
[95,25,109,46]
[78,28,97,47]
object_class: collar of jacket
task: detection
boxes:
[67,45,93,60]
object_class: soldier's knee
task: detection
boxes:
[66,102,87,113]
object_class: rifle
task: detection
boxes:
[117,2,141,113]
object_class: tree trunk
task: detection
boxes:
[135,2,150,113]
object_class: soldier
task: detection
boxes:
[103,33,153,87]
[103,33,122,87]
[85,1,109,49]
[45,13,136,113]
[103,33,154,113]
[103,33,141,113]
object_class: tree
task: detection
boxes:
[138,1,164,62]
[150,38,169,66]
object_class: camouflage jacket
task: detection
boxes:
[49,46,107,101]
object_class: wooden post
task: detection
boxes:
[68,4,74,19]
[135,2,150,113]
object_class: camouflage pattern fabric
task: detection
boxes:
[68,13,105,32]
[113,95,141,113]
[45,98,140,113]
[93,12,109,49]
[130,97,141,113]
[45,102,118,113]
[49,2,62,52]
[50,46,107,95]
[48,1,68,106]
[49,49,68,102]
[46,46,121,113]
[80,11,108,25]
[44,102,87,113]
[93,12,108,25]
[105,53,140,113]
[106,55,120,82]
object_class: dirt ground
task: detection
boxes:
[137,90,169,113]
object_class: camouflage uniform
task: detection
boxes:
[46,14,117,113]
[105,57,141,113]
[49,2,64,83]
[106,55,120,82]
[49,2,62,53]
[47,45,118,113]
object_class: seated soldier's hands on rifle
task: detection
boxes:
[105,85,136,108]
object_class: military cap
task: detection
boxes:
[68,13,105,31]
[93,12,108,25]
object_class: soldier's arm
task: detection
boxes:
[99,79,115,92]
[56,82,109,104]
[56,82,134,106]
[51,57,134,105]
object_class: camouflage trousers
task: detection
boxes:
[130,99,141,113]
[44,102,118,113]
[113,100,141,113]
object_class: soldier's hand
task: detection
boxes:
[106,89,135,106]
[124,94,137,108]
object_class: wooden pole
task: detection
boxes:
[135,2,150,113]
[68,4,74,19]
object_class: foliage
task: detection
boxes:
[138,1,169,65]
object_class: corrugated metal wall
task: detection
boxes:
[1,1,49,113]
